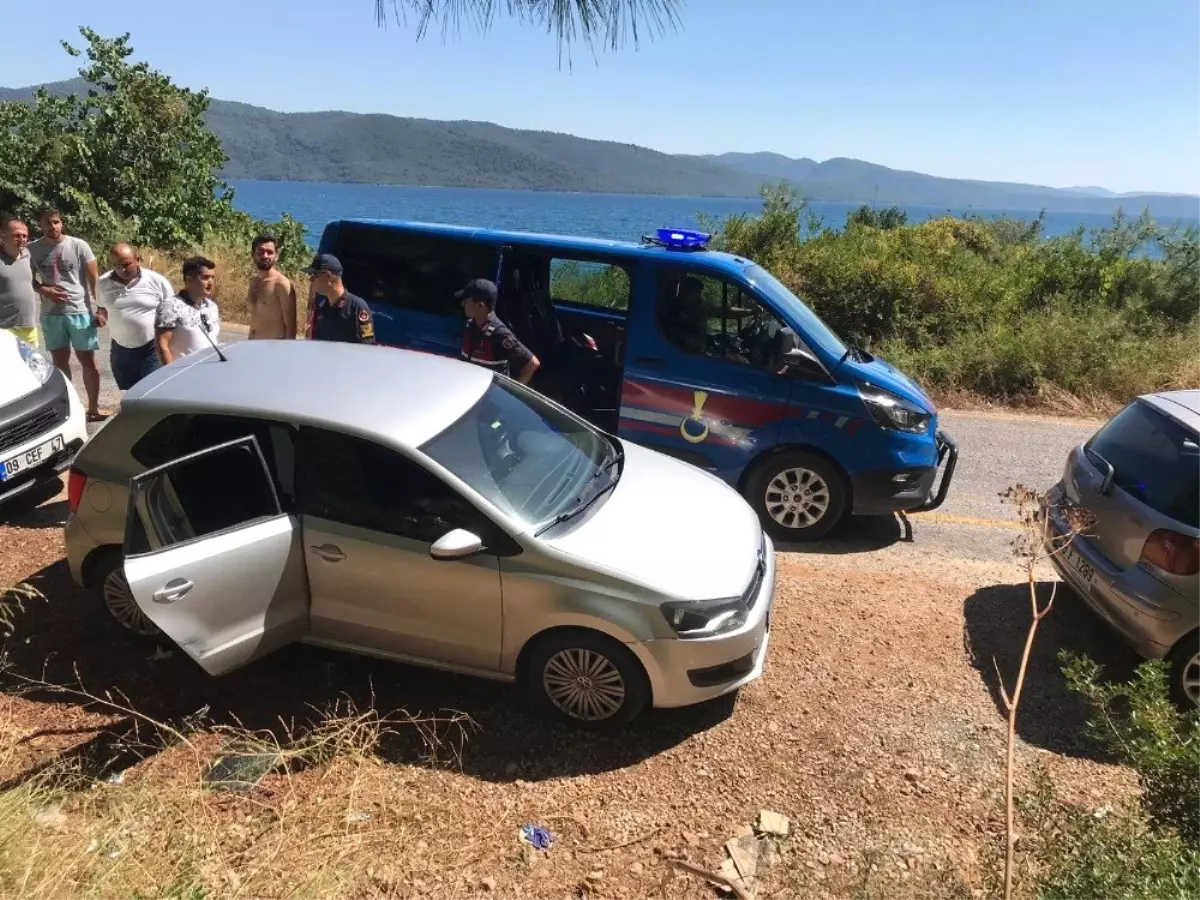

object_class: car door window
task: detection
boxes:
[129,437,281,554]
[297,427,492,544]
[550,258,631,312]
[131,413,297,511]
[656,270,790,370]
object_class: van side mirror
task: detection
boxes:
[779,346,829,381]
[430,528,484,560]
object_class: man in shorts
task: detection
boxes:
[0,212,39,348]
[28,209,105,421]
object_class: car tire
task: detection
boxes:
[525,629,650,730]
[91,549,161,638]
[1166,633,1199,711]
[746,451,847,543]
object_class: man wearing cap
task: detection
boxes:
[456,279,539,385]
[305,254,375,345]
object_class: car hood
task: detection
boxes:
[543,442,763,601]
[0,330,40,405]
[843,354,936,415]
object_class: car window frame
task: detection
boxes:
[330,224,502,319]
[653,266,796,373]
[546,254,634,315]
[294,424,522,555]
[124,435,284,559]
[129,411,298,512]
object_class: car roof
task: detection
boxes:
[325,218,759,278]
[1141,389,1200,433]
[122,341,493,448]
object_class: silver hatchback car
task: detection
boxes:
[1045,389,1199,708]
[65,340,774,728]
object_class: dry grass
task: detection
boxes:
[0,675,474,900]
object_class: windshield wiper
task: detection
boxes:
[601,443,625,475]
[534,479,619,537]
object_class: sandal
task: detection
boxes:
[86,410,111,423]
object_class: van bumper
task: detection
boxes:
[849,429,958,516]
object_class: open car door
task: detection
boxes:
[122,435,310,676]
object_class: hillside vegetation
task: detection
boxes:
[3,78,1199,217]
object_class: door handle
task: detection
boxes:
[311,543,346,562]
[636,355,664,365]
[152,578,193,604]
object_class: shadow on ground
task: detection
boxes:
[1,554,737,790]
[777,513,911,555]
[0,478,65,528]
[962,580,1140,761]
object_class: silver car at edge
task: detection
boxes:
[1044,389,1199,709]
[64,339,775,729]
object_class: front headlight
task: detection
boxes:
[17,339,54,384]
[856,380,931,434]
[660,597,748,639]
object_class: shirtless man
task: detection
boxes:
[245,233,297,339]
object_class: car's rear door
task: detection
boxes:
[122,435,310,676]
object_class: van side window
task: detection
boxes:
[656,271,789,371]
[331,224,499,317]
[130,414,297,511]
[549,259,631,312]
[297,427,493,545]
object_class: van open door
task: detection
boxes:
[122,436,310,676]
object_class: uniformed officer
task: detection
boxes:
[304,254,375,344]
[455,278,540,384]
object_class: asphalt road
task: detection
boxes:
[69,330,1100,565]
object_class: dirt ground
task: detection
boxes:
[0,479,1142,899]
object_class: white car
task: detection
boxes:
[0,331,88,509]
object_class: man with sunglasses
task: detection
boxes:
[95,243,174,389]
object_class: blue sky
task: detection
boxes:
[4,0,1198,194]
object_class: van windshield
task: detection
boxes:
[1085,400,1200,528]
[420,377,619,530]
[744,265,848,361]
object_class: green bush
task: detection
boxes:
[0,28,308,263]
[1026,655,1200,900]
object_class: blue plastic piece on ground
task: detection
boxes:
[521,824,553,850]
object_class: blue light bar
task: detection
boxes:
[656,227,711,249]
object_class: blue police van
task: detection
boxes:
[316,219,958,542]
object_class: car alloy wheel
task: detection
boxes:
[1179,649,1200,707]
[765,466,830,529]
[104,568,160,636]
[542,648,627,722]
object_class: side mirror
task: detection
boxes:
[430,528,484,561]
[783,346,820,368]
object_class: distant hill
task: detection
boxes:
[4,78,1199,218]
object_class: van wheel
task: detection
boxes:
[1167,634,1200,710]
[93,550,161,638]
[746,451,846,543]
[525,630,649,730]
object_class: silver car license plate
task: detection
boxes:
[1061,541,1096,590]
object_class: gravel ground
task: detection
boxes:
[0,336,1138,898]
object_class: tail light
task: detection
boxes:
[67,469,87,514]
[1140,529,1200,577]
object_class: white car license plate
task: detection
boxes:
[1061,541,1096,590]
[0,435,65,482]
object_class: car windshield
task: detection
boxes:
[420,377,617,530]
[1085,400,1200,528]
[744,264,849,361]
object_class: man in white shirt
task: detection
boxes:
[95,243,174,389]
[155,255,221,365]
